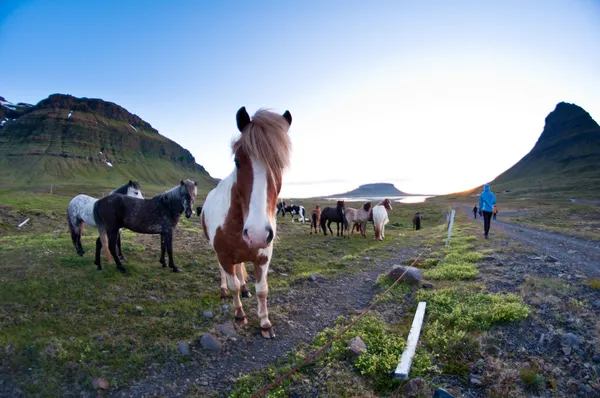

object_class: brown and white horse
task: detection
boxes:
[372,198,392,240]
[201,106,292,339]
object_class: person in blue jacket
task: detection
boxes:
[478,183,497,239]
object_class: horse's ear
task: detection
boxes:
[236,106,251,133]
[180,180,184,186]
[129,180,133,186]
[282,110,292,126]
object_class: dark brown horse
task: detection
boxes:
[93,180,197,273]
[320,200,347,236]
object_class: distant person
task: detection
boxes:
[493,204,498,220]
[478,184,497,239]
[473,205,478,219]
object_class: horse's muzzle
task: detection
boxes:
[243,226,274,249]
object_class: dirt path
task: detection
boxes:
[462,206,600,278]
[110,246,419,397]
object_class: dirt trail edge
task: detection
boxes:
[110,246,419,398]
[461,206,600,278]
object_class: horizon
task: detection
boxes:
[2,1,599,197]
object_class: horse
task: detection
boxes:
[286,204,305,222]
[345,201,372,238]
[320,200,347,237]
[373,198,392,240]
[93,180,197,273]
[412,211,422,230]
[67,181,144,258]
[276,200,287,217]
[310,205,321,235]
[200,106,292,339]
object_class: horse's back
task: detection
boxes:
[372,205,388,224]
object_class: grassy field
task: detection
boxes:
[0,192,448,395]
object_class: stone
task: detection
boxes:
[538,333,545,348]
[545,255,558,263]
[203,311,214,319]
[592,353,600,363]
[91,377,109,390]
[422,282,434,289]
[200,333,221,351]
[216,322,238,338]
[561,333,580,348]
[387,265,422,284]
[482,256,495,261]
[433,388,455,398]
[308,274,319,282]
[592,299,600,309]
[470,377,483,386]
[495,262,504,267]
[97,335,105,342]
[134,305,143,313]
[347,336,367,357]
[562,346,572,356]
[193,259,199,265]
[222,305,229,311]
[403,377,426,396]
[177,342,190,356]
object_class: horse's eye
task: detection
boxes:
[234,158,240,169]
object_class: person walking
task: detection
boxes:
[493,204,498,220]
[472,205,478,219]
[478,184,497,239]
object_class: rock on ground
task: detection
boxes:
[347,336,367,357]
[387,265,422,284]
[200,333,221,351]
[91,377,109,390]
[177,342,190,356]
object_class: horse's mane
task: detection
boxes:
[112,181,140,195]
[362,201,372,212]
[378,199,390,206]
[336,200,345,209]
[152,180,196,203]
[232,109,292,183]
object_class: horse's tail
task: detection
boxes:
[196,206,202,217]
[320,212,327,234]
[67,211,78,246]
[93,201,112,263]
[374,221,382,240]
[311,212,318,228]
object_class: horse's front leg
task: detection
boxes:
[254,255,274,338]
[165,231,180,272]
[222,263,247,324]
[159,234,167,268]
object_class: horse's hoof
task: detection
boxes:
[220,289,228,299]
[118,267,129,274]
[160,261,167,268]
[119,255,127,261]
[235,316,248,326]
[241,287,251,298]
[172,267,181,273]
[260,327,276,339]
[96,266,103,271]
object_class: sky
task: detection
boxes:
[1,0,599,197]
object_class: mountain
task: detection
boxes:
[491,102,600,197]
[0,94,216,192]
[327,183,407,198]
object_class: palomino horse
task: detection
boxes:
[373,198,392,240]
[93,180,197,273]
[320,200,347,237]
[310,205,321,235]
[345,201,372,238]
[201,107,292,339]
[67,181,144,257]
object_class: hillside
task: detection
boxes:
[327,183,407,198]
[0,94,216,193]
[491,102,600,197]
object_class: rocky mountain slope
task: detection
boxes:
[0,94,216,190]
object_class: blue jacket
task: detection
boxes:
[478,184,497,213]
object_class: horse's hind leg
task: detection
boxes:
[219,265,228,299]
[165,231,181,272]
[223,263,247,325]
[94,237,103,270]
[159,234,167,268]
[117,229,126,261]
[254,256,275,338]
[237,263,251,298]
[108,232,128,273]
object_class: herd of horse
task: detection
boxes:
[64,106,418,339]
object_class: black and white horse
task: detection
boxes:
[276,201,287,217]
[285,204,306,222]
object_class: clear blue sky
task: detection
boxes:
[2,0,599,196]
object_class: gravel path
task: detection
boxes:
[110,246,419,397]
